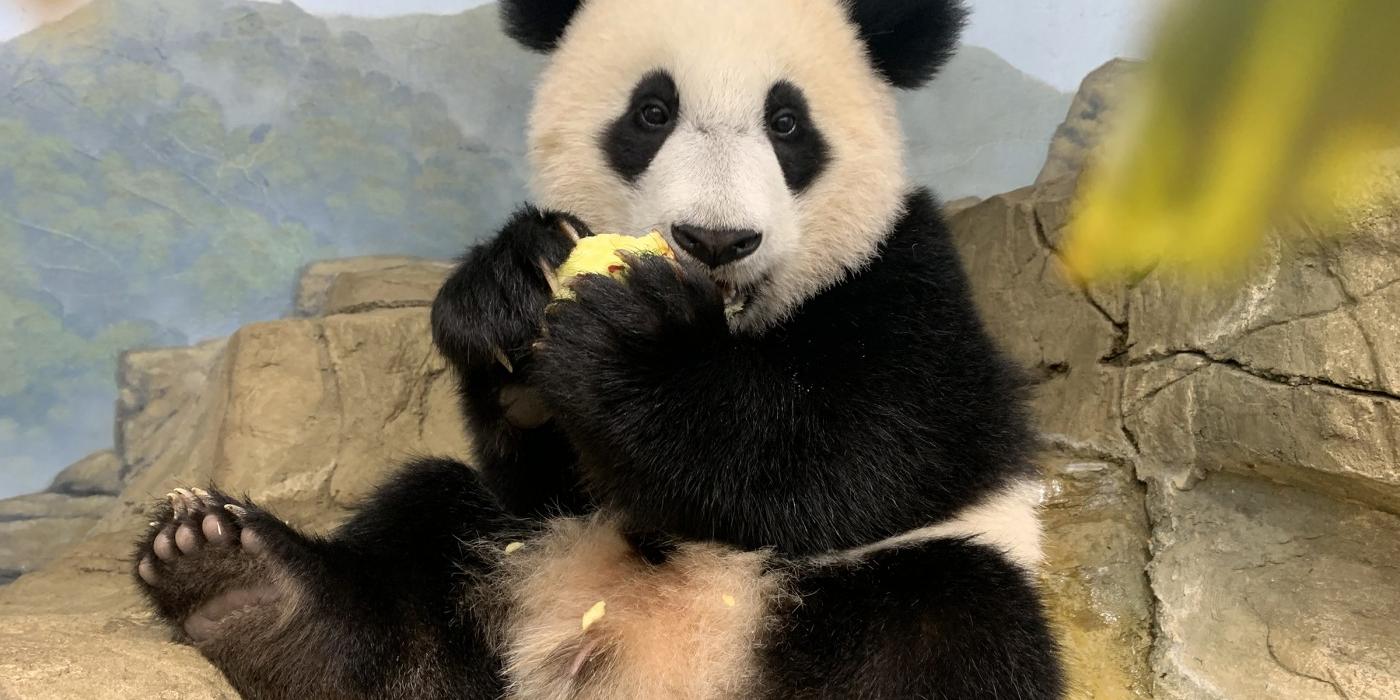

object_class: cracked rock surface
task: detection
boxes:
[946,81,1400,695]
[948,170,1400,697]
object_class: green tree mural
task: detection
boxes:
[0,0,532,496]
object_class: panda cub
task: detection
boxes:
[134,0,1064,697]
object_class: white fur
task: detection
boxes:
[632,127,800,299]
[838,479,1046,570]
[527,0,908,331]
[481,517,787,700]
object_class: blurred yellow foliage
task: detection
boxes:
[1065,0,1400,282]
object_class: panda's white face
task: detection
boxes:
[527,0,908,331]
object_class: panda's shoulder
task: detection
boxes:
[868,187,967,287]
[794,187,977,328]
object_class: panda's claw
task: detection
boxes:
[168,492,187,519]
[175,488,200,515]
[557,218,581,243]
[191,487,220,509]
[539,258,561,295]
[493,346,515,374]
[224,503,249,520]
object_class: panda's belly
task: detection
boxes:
[487,517,783,700]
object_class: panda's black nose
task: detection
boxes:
[671,225,763,268]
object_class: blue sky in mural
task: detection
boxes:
[0,0,1151,90]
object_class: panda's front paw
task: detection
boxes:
[534,254,726,398]
[431,206,591,374]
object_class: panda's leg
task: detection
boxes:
[134,458,523,700]
[759,538,1065,699]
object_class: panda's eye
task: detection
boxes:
[637,100,671,129]
[770,110,799,137]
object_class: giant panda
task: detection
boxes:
[133,0,1065,697]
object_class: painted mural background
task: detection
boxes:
[0,0,1143,497]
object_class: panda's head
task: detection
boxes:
[504,0,966,331]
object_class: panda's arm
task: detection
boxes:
[431,206,593,517]
[531,234,1026,555]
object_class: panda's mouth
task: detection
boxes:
[718,281,746,317]
[716,277,762,319]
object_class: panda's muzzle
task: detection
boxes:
[671,224,762,268]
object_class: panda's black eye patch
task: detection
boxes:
[764,81,829,193]
[603,71,680,184]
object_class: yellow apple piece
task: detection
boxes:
[553,231,674,299]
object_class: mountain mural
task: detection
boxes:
[0,0,1069,497]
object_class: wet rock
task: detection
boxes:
[1038,454,1154,699]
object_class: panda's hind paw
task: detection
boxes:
[134,488,302,643]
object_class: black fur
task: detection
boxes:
[602,71,681,185]
[498,0,967,88]
[846,0,969,89]
[765,81,830,192]
[431,205,592,518]
[532,190,1034,555]
[761,539,1064,698]
[499,0,585,52]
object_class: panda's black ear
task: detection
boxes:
[500,0,587,53]
[845,0,968,89]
